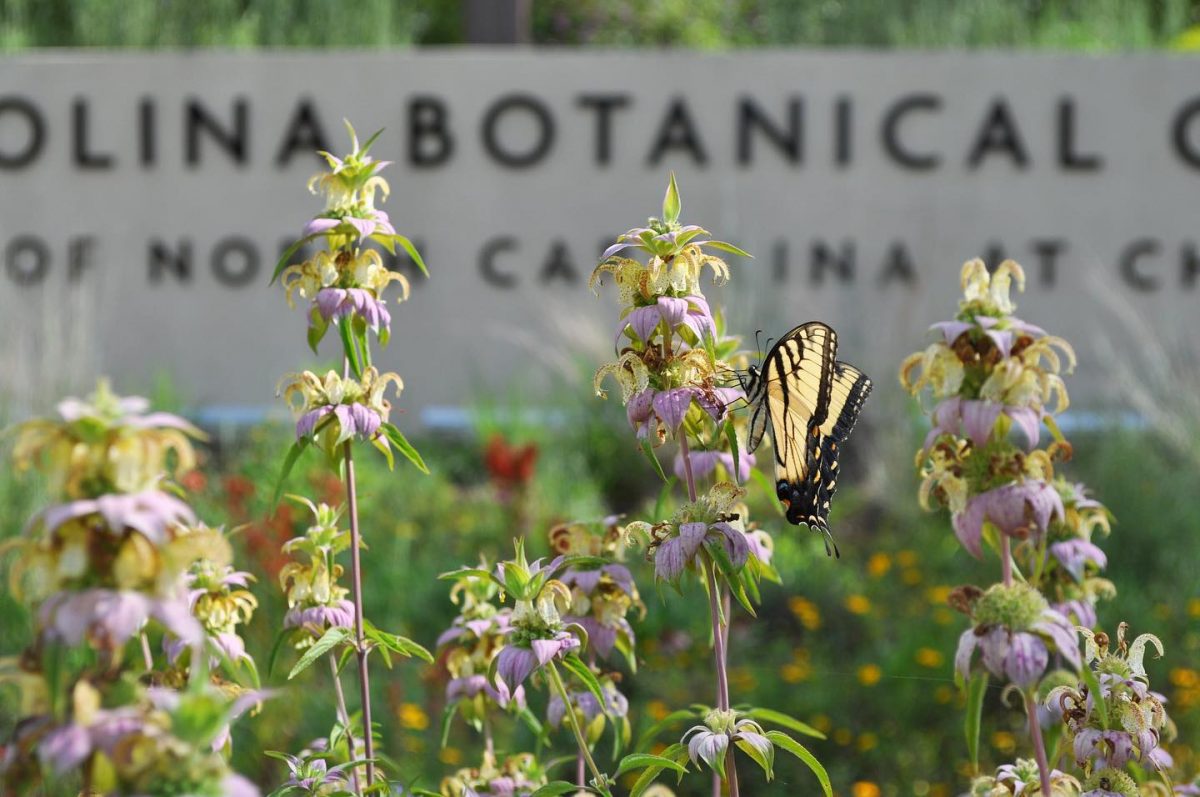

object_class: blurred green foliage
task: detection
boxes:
[2,388,1198,793]
[2,0,1199,50]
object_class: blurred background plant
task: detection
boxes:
[4,0,1200,50]
[3,364,1196,793]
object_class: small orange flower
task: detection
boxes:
[857,663,883,686]
[845,594,872,615]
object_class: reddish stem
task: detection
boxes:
[1025,691,1052,795]
[683,433,740,797]
[329,654,362,796]
[344,441,375,786]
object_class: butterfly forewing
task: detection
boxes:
[743,321,872,541]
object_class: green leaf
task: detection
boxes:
[439,702,458,749]
[674,226,709,248]
[662,172,681,223]
[560,654,606,709]
[765,730,831,797]
[307,307,329,354]
[735,735,774,780]
[639,437,668,483]
[529,782,583,797]
[359,127,385,156]
[1080,664,1109,730]
[393,233,430,277]
[364,626,433,664]
[338,318,363,380]
[271,232,326,284]
[742,708,826,739]
[517,706,550,747]
[265,629,291,679]
[723,418,742,484]
[749,468,784,516]
[965,671,988,770]
[438,567,497,584]
[629,742,686,797]
[354,319,372,370]
[634,709,697,753]
[381,422,429,474]
[615,753,687,778]
[271,438,310,510]
[703,240,752,258]
[372,434,395,471]
[288,627,353,681]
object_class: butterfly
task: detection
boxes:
[737,321,872,554]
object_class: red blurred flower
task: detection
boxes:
[179,469,208,494]
[483,435,538,493]
[224,475,256,518]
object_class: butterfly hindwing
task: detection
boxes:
[743,322,872,541]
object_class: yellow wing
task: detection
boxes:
[750,322,872,543]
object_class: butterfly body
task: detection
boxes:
[739,322,872,546]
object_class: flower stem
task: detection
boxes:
[343,441,375,786]
[1025,691,1052,796]
[679,433,699,503]
[577,750,586,789]
[703,556,740,797]
[329,654,362,797]
[685,432,740,797]
[139,632,154,671]
[483,712,495,759]
[547,661,606,794]
[704,558,731,712]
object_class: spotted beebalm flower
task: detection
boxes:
[39,588,202,651]
[964,758,1080,796]
[11,379,202,499]
[592,175,747,450]
[1079,768,1139,797]
[925,396,1042,451]
[542,518,643,664]
[495,631,579,693]
[955,582,1080,688]
[283,247,410,344]
[439,599,527,719]
[278,498,355,643]
[589,174,745,305]
[682,709,772,780]
[165,557,257,667]
[953,480,1064,559]
[278,367,401,446]
[614,294,716,348]
[273,746,354,796]
[547,675,630,747]
[560,562,642,663]
[1046,624,1170,771]
[440,751,548,797]
[1039,481,1115,629]
[626,482,751,583]
[30,488,195,547]
[35,680,261,796]
[901,260,1074,418]
[304,122,395,241]
[623,383,742,444]
[674,446,756,484]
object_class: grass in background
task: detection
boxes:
[2,0,1199,50]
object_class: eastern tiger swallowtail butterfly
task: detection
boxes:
[737,322,872,553]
